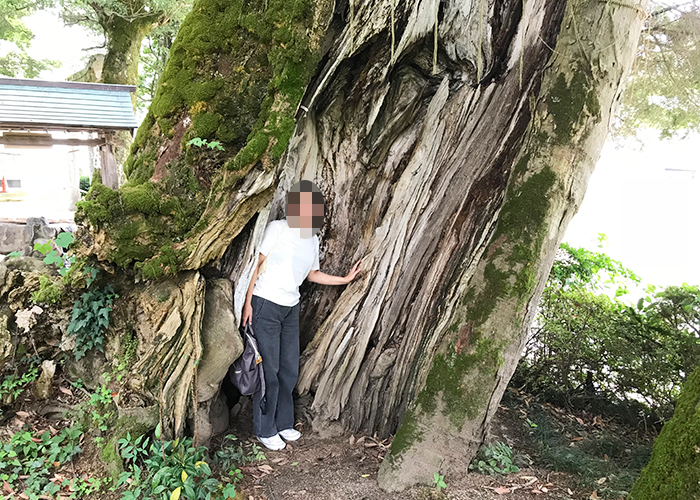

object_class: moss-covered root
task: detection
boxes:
[101,406,160,480]
[628,366,700,500]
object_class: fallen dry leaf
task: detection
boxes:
[571,437,584,442]
[576,417,585,425]
[59,387,73,396]
[258,465,274,474]
[568,488,574,495]
[3,481,13,493]
[590,491,599,499]
[494,486,510,494]
[349,435,355,445]
[541,487,549,493]
[597,477,607,485]
[531,489,542,495]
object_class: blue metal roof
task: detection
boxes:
[0,77,139,131]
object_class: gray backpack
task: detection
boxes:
[229,323,267,414]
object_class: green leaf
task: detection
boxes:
[33,241,52,255]
[55,232,74,249]
[7,251,21,258]
[155,423,161,440]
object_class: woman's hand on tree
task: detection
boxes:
[344,259,362,284]
[241,302,253,326]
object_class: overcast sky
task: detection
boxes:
[18,10,700,292]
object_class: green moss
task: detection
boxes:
[546,62,601,145]
[415,336,503,428]
[120,181,161,214]
[628,366,700,500]
[388,408,423,462]
[463,262,510,327]
[31,274,65,304]
[76,0,323,277]
[100,414,155,481]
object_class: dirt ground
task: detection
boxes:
[225,395,588,500]
[1,375,610,500]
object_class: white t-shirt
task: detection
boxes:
[252,219,320,307]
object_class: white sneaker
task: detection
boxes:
[257,434,286,450]
[278,428,301,442]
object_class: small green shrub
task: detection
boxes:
[186,137,225,151]
[0,424,85,498]
[114,424,221,500]
[0,367,38,406]
[469,441,520,475]
[33,232,75,276]
[433,472,447,491]
[213,434,266,478]
[67,285,118,360]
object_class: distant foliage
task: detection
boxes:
[514,242,700,425]
[615,2,700,139]
[0,0,59,77]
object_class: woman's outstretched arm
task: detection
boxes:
[307,259,362,285]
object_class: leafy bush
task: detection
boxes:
[469,441,520,475]
[114,424,221,500]
[32,231,75,276]
[213,434,266,478]
[67,285,118,360]
[514,243,700,425]
[0,425,85,498]
[0,367,38,405]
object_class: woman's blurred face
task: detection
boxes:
[286,181,325,238]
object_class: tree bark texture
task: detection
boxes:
[74,0,648,489]
[628,364,700,500]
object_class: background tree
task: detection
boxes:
[60,0,191,88]
[614,1,700,139]
[72,0,649,491]
[0,0,59,77]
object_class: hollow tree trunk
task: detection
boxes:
[74,0,648,488]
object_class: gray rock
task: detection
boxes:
[34,360,56,399]
[64,349,110,391]
[39,403,72,420]
[3,255,52,274]
[196,279,244,402]
[210,392,229,436]
[0,223,30,254]
[24,217,52,242]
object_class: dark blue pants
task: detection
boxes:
[251,294,300,438]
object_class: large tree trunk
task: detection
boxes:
[628,365,700,500]
[74,0,648,489]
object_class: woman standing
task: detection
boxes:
[241,180,361,451]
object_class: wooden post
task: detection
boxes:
[99,132,119,189]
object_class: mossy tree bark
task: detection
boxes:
[628,365,700,500]
[75,0,648,488]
